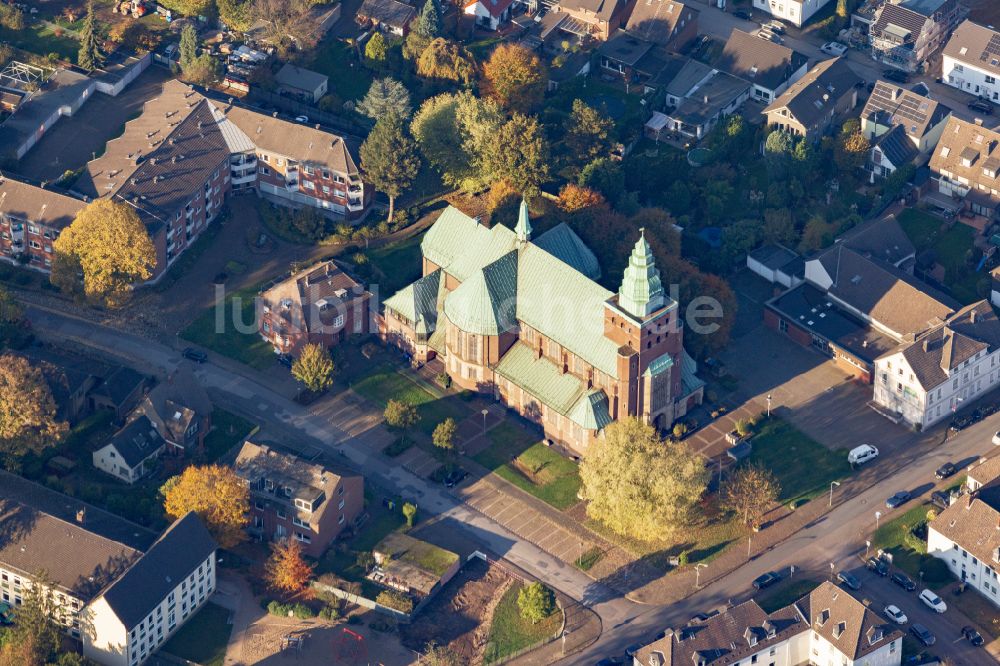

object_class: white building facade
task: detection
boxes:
[751,0,830,27]
[927,522,1000,608]
[941,21,1000,103]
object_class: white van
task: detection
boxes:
[848,444,879,465]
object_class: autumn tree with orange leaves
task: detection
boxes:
[161,465,249,548]
[481,44,545,114]
[266,538,314,593]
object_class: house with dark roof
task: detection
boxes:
[927,458,1000,609]
[661,66,751,141]
[90,365,149,423]
[860,80,951,159]
[92,416,167,484]
[274,64,328,103]
[870,0,963,73]
[763,57,862,140]
[927,116,1000,220]
[868,124,921,179]
[624,0,698,52]
[235,441,364,557]
[633,581,903,666]
[357,0,418,35]
[718,29,808,103]
[84,512,218,666]
[136,367,212,456]
[746,243,804,288]
[381,199,704,454]
[942,20,1000,104]
[546,0,629,42]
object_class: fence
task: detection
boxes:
[310,579,412,622]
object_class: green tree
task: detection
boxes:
[0,4,25,30]
[432,417,456,452]
[402,501,417,528]
[516,582,555,624]
[182,54,220,85]
[51,199,155,307]
[9,571,60,663]
[77,1,103,71]
[0,285,23,349]
[468,113,549,194]
[0,355,67,470]
[357,77,411,120]
[412,92,474,187]
[158,0,214,14]
[384,399,420,442]
[835,130,870,172]
[417,38,476,85]
[579,157,625,206]
[836,0,849,18]
[179,23,198,69]
[365,32,389,63]
[482,44,546,113]
[291,343,336,393]
[721,464,781,528]
[580,418,709,541]
[419,642,463,666]
[563,100,614,172]
[218,0,254,31]
[415,0,440,38]
[360,114,421,223]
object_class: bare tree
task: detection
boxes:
[251,0,316,49]
[721,464,781,529]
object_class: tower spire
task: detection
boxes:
[515,197,532,243]
[618,228,665,318]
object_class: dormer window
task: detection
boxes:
[940,146,950,157]
[283,486,293,498]
[816,609,830,626]
[294,498,313,512]
[744,627,758,646]
[833,621,846,639]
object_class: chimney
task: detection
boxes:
[976,118,984,126]
[76,508,86,524]
[971,309,978,323]
[891,87,901,101]
[923,339,929,352]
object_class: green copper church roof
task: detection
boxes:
[383,269,442,326]
[618,230,666,319]
[568,390,613,431]
[443,251,518,336]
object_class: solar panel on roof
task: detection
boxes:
[981,34,1000,62]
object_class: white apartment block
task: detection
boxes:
[751,0,830,28]
[941,20,1000,103]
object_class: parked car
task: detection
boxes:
[752,571,782,590]
[962,626,984,646]
[733,8,752,20]
[883,69,909,83]
[886,491,912,509]
[182,347,208,363]
[277,353,293,369]
[848,444,879,465]
[934,462,956,479]
[930,491,951,510]
[763,21,785,34]
[821,42,848,56]
[968,98,994,114]
[867,557,889,576]
[919,589,947,613]
[883,604,907,624]
[443,468,468,488]
[837,571,862,591]
[294,115,310,123]
[910,623,936,647]
[992,430,1000,445]
[757,30,783,44]
[891,572,917,592]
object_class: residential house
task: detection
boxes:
[763,57,862,140]
[22,348,104,424]
[84,512,218,666]
[746,244,804,288]
[258,260,372,356]
[90,366,149,424]
[357,0,417,36]
[927,459,1000,608]
[135,367,213,456]
[942,20,1000,104]
[717,29,808,103]
[381,201,705,454]
[661,65,751,141]
[860,80,951,177]
[274,64,329,103]
[927,116,1000,219]
[0,471,152,641]
[371,532,461,606]
[871,0,964,73]
[873,300,1000,427]
[543,0,630,43]
[633,581,903,666]
[751,0,831,28]
[597,32,660,85]
[0,176,84,272]
[464,0,516,31]
[92,416,167,485]
[624,0,699,53]
[235,441,364,558]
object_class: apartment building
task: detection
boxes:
[870,0,964,73]
[235,441,365,558]
[941,19,1000,103]
[633,581,903,666]
[258,260,372,356]
[927,116,1000,218]
[0,176,84,271]
[84,512,218,666]
[751,0,830,28]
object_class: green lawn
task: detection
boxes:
[756,578,821,613]
[366,233,425,297]
[898,208,979,303]
[161,602,232,666]
[316,499,406,600]
[203,409,256,462]
[0,24,79,61]
[747,418,853,505]
[309,38,373,101]
[179,286,277,371]
[352,365,469,434]
[474,423,582,510]
[871,503,953,588]
[376,534,459,577]
[897,208,942,251]
[483,584,561,664]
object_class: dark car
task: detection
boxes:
[727,440,752,461]
[837,571,862,591]
[935,462,956,479]
[910,623,935,647]
[733,8,752,19]
[277,353,293,369]
[595,658,624,666]
[891,571,917,592]
[752,571,782,590]
[883,69,909,83]
[930,490,951,510]
[443,469,468,488]
[962,626,984,646]
[968,97,994,114]
[886,491,911,508]
[182,347,208,363]
[867,557,889,576]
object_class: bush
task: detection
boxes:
[375,590,414,614]
[292,603,315,619]
[267,601,294,616]
[434,372,451,388]
[319,605,341,621]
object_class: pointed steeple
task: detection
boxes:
[618,229,665,318]
[515,197,532,243]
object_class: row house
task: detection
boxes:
[942,19,1000,104]
[381,201,705,454]
[763,57,862,141]
[860,80,951,177]
[870,0,964,73]
[235,441,364,558]
[0,176,84,271]
[927,116,1000,219]
[752,0,830,28]
[717,29,808,103]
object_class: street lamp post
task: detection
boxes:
[875,511,882,532]
[829,562,835,581]
[481,409,489,435]
[865,540,871,560]
[766,394,772,418]
[747,535,752,559]
[695,563,708,588]
[829,481,841,507]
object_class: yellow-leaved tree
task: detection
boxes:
[265,538,314,593]
[0,354,67,469]
[51,198,156,307]
[161,464,249,548]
